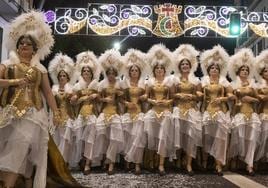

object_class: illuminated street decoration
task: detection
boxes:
[46,3,268,38]
[248,12,268,37]
[153,4,183,37]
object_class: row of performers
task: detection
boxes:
[48,44,268,176]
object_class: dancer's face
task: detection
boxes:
[208,64,220,77]
[262,67,268,80]
[154,64,165,77]
[81,67,93,81]
[239,66,249,79]
[129,65,140,80]
[179,59,191,74]
[58,70,69,85]
[17,37,35,58]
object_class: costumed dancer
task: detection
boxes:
[144,44,175,175]
[200,45,232,175]
[70,51,100,171]
[97,49,124,175]
[172,44,202,176]
[0,11,59,188]
[228,48,261,175]
[122,49,148,174]
[48,53,76,164]
[255,50,268,162]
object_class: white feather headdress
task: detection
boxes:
[228,48,255,81]
[123,49,149,79]
[255,49,268,83]
[75,51,99,80]
[147,43,173,76]
[48,53,75,84]
[6,10,54,60]
[200,45,229,77]
[173,44,199,76]
[98,49,123,76]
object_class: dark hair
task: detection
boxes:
[129,65,141,78]
[153,63,166,77]
[81,66,93,80]
[178,59,191,72]
[236,65,249,76]
[260,67,267,77]
[16,35,38,52]
[57,70,70,82]
[106,67,118,77]
[207,63,220,75]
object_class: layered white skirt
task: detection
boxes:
[0,108,49,188]
[82,115,97,162]
[229,113,261,166]
[144,109,175,159]
[124,113,146,164]
[63,114,86,168]
[202,111,230,165]
[173,107,202,158]
[256,115,268,161]
[94,113,124,163]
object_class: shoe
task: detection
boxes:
[158,169,166,176]
[134,169,141,175]
[187,170,194,176]
[83,169,91,175]
[217,171,223,176]
[107,170,114,175]
[248,171,255,176]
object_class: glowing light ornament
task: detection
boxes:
[153,3,183,37]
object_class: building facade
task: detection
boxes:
[0,0,32,61]
[235,0,268,55]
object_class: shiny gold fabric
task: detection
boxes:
[101,87,119,121]
[55,92,75,126]
[174,79,197,116]
[258,87,268,115]
[149,82,171,116]
[77,88,97,118]
[0,64,43,117]
[234,86,256,119]
[202,83,227,117]
[125,86,145,119]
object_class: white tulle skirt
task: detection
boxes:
[94,113,124,163]
[256,115,268,161]
[202,111,230,165]
[173,107,202,158]
[144,109,175,159]
[63,114,86,168]
[0,108,49,188]
[81,115,97,162]
[124,113,146,164]
[121,113,134,155]
[229,113,261,167]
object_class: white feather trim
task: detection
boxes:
[230,76,257,89]
[201,75,230,87]
[172,74,200,86]
[51,83,73,95]
[255,49,268,83]
[98,78,121,92]
[146,75,175,88]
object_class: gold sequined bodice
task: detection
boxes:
[0,63,43,117]
[150,82,171,114]
[127,86,144,119]
[175,80,197,115]
[102,86,117,119]
[203,83,226,116]
[259,87,268,114]
[235,86,255,118]
[55,91,74,126]
[78,88,96,117]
